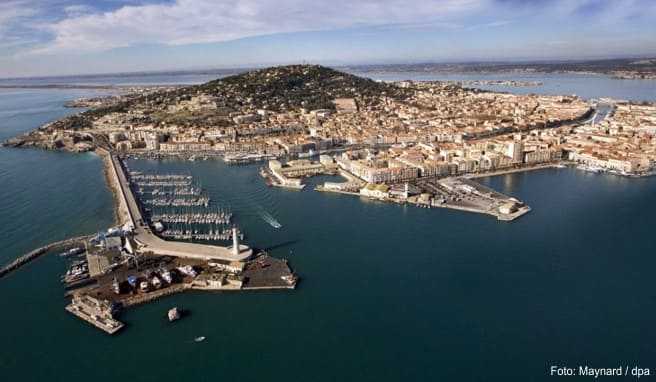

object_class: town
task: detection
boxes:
[5,66,654,216]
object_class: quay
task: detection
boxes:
[65,295,124,334]
[262,157,339,190]
[463,162,566,179]
[415,177,531,221]
[65,253,297,334]
[303,164,532,221]
[121,284,190,308]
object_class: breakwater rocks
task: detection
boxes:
[0,235,91,280]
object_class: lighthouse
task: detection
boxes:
[232,227,240,256]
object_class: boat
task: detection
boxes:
[153,221,165,232]
[59,247,85,258]
[112,277,121,294]
[168,307,181,322]
[260,210,282,228]
[161,269,173,284]
[151,276,162,289]
[194,336,206,342]
[577,164,603,173]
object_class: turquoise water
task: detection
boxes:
[1,84,656,381]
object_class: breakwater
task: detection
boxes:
[0,235,91,280]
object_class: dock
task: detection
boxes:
[416,177,531,221]
[65,295,124,334]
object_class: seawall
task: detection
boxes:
[0,235,91,280]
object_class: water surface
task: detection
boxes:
[1,80,656,382]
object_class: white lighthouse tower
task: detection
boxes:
[232,227,240,256]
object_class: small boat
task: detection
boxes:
[194,336,206,342]
[168,307,181,322]
[59,247,85,258]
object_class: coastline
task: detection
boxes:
[463,163,566,179]
[98,149,125,227]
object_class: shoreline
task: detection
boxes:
[463,163,566,179]
[98,149,127,227]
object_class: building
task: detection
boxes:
[360,183,390,199]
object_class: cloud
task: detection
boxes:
[0,1,36,34]
[0,1,41,54]
[465,20,511,31]
[63,4,94,17]
[31,0,487,54]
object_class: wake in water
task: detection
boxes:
[256,207,282,229]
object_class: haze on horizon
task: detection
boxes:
[0,0,655,79]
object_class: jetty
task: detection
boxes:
[0,235,91,280]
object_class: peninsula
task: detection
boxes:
[3,65,656,333]
[5,64,655,210]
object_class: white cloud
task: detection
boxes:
[32,0,487,54]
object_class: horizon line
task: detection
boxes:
[1,55,655,82]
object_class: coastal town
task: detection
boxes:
[2,65,656,333]
[4,65,655,213]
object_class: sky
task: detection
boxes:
[0,0,655,78]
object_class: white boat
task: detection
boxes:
[168,307,181,322]
[161,269,173,284]
[194,336,206,342]
[153,221,165,232]
[260,210,282,228]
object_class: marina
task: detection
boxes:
[49,150,299,334]
[149,211,232,225]
[126,165,238,243]
[142,197,210,207]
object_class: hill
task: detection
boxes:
[199,64,409,111]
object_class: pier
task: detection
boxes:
[150,211,232,225]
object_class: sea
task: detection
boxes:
[1,70,656,381]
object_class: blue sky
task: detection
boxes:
[0,0,655,78]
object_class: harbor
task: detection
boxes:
[44,148,300,334]
[260,155,532,221]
